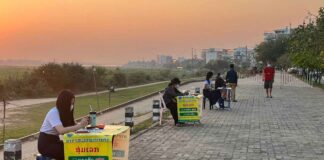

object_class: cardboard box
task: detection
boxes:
[64,125,130,160]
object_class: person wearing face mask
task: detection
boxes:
[163,78,184,126]
[203,71,218,109]
[215,73,225,109]
[263,62,275,98]
[38,90,89,160]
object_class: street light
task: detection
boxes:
[92,67,100,112]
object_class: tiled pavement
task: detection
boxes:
[129,74,324,160]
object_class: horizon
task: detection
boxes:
[0,1,323,65]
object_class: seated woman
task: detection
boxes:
[163,78,184,126]
[38,90,89,160]
[203,71,218,110]
[215,73,226,109]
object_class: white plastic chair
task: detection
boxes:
[158,92,167,125]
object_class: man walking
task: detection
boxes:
[226,64,238,102]
[263,62,275,98]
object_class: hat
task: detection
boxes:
[171,78,181,85]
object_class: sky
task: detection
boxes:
[0,0,323,65]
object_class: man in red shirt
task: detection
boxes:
[263,62,275,98]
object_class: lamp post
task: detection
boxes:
[92,67,100,112]
[2,99,6,144]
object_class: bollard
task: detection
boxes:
[152,100,160,121]
[125,107,134,128]
[194,87,200,94]
[4,139,21,160]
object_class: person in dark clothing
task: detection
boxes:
[226,64,238,102]
[215,73,225,109]
[215,73,226,89]
[163,78,184,126]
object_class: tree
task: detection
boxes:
[276,53,291,69]
[62,63,87,91]
[34,63,65,91]
[111,70,127,87]
[288,7,324,83]
[255,37,288,64]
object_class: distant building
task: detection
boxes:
[203,48,223,64]
[201,51,206,62]
[264,26,291,41]
[177,57,186,63]
[233,47,247,62]
[248,50,257,67]
[232,47,256,68]
[157,55,173,65]
[221,49,234,63]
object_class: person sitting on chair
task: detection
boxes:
[215,73,226,109]
[163,78,184,126]
[203,71,218,110]
[38,90,89,160]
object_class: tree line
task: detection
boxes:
[0,63,204,99]
[255,7,324,84]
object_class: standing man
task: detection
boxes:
[226,64,238,102]
[263,62,275,98]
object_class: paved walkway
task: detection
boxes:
[130,73,324,160]
[3,81,169,109]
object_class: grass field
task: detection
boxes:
[0,81,169,142]
[0,66,34,81]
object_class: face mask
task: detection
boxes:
[70,105,74,111]
[267,64,271,67]
[175,84,180,88]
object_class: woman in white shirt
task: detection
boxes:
[203,71,217,109]
[38,90,89,160]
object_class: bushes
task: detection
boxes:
[3,73,52,98]
[0,64,198,99]
[110,70,127,87]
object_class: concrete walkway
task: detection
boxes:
[130,73,324,160]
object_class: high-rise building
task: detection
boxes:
[233,47,247,62]
[203,48,223,64]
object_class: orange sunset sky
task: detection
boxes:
[0,0,323,65]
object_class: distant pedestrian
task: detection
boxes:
[263,62,275,98]
[226,64,238,102]
[163,78,184,126]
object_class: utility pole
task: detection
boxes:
[92,67,100,112]
[191,48,194,70]
[246,45,248,62]
[2,99,6,143]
